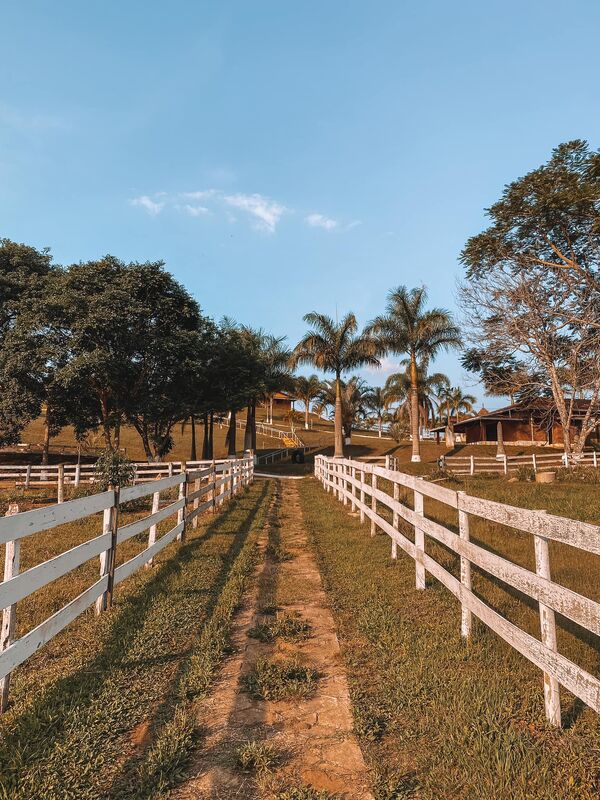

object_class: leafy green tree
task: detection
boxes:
[460,140,600,455]
[0,240,55,447]
[367,287,460,462]
[292,312,379,457]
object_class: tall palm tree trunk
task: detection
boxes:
[409,353,421,462]
[228,410,237,456]
[305,397,309,430]
[334,374,344,458]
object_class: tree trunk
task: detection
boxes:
[228,410,237,456]
[251,401,257,451]
[334,374,344,458]
[190,414,197,461]
[208,412,214,459]
[114,416,121,451]
[42,404,51,465]
[244,403,253,451]
[202,413,210,459]
[305,398,309,430]
[409,353,421,462]
[378,415,382,437]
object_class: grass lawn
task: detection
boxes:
[299,476,600,799]
[0,481,273,800]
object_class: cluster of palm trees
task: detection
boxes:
[291,285,475,461]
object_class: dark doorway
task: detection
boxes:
[485,422,498,442]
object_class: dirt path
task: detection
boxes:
[172,479,373,799]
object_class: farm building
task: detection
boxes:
[271,391,294,412]
[447,400,600,446]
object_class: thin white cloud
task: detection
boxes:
[305,213,338,231]
[224,192,287,233]
[346,220,362,230]
[179,190,217,201]
[130,195,165,216]
[180,203,210,217]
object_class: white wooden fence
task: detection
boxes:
[0,457,253,711]
[315,455,600,727]
[444,451,599,476]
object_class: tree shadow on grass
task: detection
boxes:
[0,482,269,798]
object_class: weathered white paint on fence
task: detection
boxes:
[315,455,600,727]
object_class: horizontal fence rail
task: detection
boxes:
[314,455,600,728]
[443,451,599,476]
[0,457,253,711]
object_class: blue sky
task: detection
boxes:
[2,1,599,406]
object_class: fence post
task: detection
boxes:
[392,480,399,559]
[533,521,561,727]
[385,455,390,470]
[192,477,200,528]
[414,482,426,589]
[470,455,475,476]
[350,465,356,511]
[0,503,20,712]
[177,462,187,542]
[57,464,65,504]
[503,454,508,475]
[532,453,537,473]
[210,460,216,513]
[146,488,160,566]
[74,462,81,487]
[342,462,348,505]
[99,486,121,610]
[25,464,32,490]
[370,472,377,537]
[457,492,472,639]
[95,500,114,614]
[594,451,598,468]
[360,469,365,523]
[168,462,174,477]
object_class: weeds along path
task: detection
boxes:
[298,477,600,800]
[172,479,373,799]
[0,482,273,800]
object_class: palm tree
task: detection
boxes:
[437,386,476,426]
[314,377,371,442]
[384,367,450,434]
[294,374,322,430]
[365,386,387,437]
[291,313,379,457]
[367,287,460,462]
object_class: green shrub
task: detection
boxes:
[516,466,535,482]
[94,450,135,489]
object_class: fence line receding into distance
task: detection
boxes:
[0,457,253,711]
[315,455,600,728]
